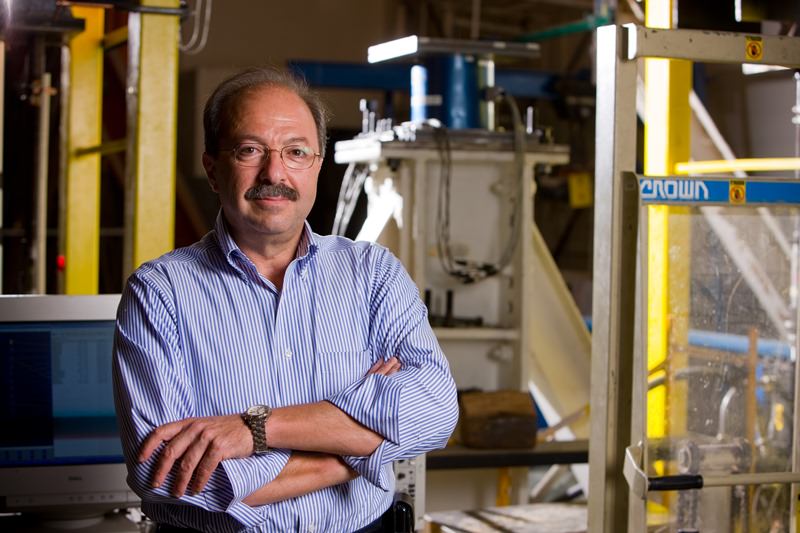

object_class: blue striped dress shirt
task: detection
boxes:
[112,212,459,532]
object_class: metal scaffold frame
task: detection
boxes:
[63,1,179,294]
[590,24,800,533]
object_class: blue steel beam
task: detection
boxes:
[289,60,559,100]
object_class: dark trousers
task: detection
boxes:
[156,500,410,533]
[352,513,384,533]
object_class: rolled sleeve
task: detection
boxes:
[324,247,459,489]
[326,375,403,490]
[221,450,291,506]
[339,445,393,491]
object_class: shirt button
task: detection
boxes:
[307,525,316,533]
[285,349,292,358]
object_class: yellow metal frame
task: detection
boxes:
[644,0,692,461]
[125,0,179,275]
[66,2,180,290]
[64,6,105,294]
[677,157,800,174]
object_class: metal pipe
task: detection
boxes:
[0,40,5,293]
[478,57,494,130]
[34,72,52,294]
[790,70,800,533]
[123,11,141,281]
[676,157,800,174]
[57,43,71,296]
[716,386,738,439]
[33,72,51,294]
[515,14,610,43]
[59,1,186,16]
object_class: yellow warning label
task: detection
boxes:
[567,172,593,209]
[745,36,763,61]
[730,180,746,204]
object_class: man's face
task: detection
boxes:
[203,86,321,246]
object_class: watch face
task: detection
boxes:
[247,405,266,417]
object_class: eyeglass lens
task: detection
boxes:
[233,143,316,170]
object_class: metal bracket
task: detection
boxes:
[624,442,800,500]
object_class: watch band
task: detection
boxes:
[242,404,272,454]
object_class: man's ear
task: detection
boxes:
[202,152,219,193]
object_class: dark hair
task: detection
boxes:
[203,66,329,158]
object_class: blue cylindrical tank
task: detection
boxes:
[409,55,478,129]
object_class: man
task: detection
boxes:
[112,67,459,532]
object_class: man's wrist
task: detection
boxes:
[327,455,358,484]
[242,404,272,454]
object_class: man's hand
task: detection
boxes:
[139,414,252,497]
[366,356,400,376]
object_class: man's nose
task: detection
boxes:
[259,148,285,181]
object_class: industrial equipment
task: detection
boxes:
[0,0,192,295]
[333,32,597,518]
[592,24,800,533]
[335,114,573,517]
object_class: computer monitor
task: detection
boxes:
[0,294,139,529]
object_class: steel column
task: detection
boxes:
[64,6,104,294]
[34,71,52,294]
[0,41,5,292]
[123,0,179,277]
[588,24,638,533]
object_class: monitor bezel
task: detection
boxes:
[0,294,139,516]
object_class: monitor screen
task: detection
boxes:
[0,295,138,519]
[0,320,120,467]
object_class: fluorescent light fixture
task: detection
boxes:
[368,36,419,64]
[368,35,540,63]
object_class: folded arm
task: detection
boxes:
[136,357,401,499]
[113,273,289,523]
[244,249,459,491]
[241,452,357,506]
[307,248,460,489]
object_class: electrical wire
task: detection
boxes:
[332,162,356,235]
[434,89,526,283]
[434,125,457,278]
[179,0,212,55]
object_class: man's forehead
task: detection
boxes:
[222,86,316,138]
[231,85,309,115]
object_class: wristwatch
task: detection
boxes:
[242,404,272,454]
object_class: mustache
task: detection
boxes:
[244,183,298,201]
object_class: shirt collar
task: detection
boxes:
[214,210,318,267]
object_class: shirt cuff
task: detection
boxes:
[220,448,291,509]
[326,374,404,444]
[341,441,393,491]
[126,462,236,515]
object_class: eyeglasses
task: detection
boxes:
[219,142,321,170]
